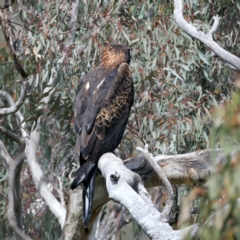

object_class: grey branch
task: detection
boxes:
[0,126,25,146]
[0,80,27,116]
[24,121,66,228]
[0,89,28,138]
[174,0,240,71]
[137,145,175,222]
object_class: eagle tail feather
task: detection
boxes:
[82,165,97,227]
[71,162,95,190]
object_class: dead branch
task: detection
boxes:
[173,0,240,71]
[24,121,66,228]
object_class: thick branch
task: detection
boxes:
[98,153,177,240]
[174,0,240,71]
[24,122,66,228]
[65,148,225,239]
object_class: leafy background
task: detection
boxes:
[0,0,240,239]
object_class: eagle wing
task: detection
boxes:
[74,62,133,166]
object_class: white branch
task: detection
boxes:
[207,15,221,38]
[65,148,227,239]
[174,0,240,71]
[98,153,178,240]
[24,121,66,228]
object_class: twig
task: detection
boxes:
[136,145,175,222]
[54,172,66,209]
[0,8,29,78]
[207,15,221,39]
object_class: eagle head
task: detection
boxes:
[101,44,131,69]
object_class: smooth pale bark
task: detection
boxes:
[174,0,240,71]
[64,149,225,239]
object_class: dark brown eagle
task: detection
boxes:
[71,44,134,227]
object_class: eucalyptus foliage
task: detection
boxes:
[0,0,239,239]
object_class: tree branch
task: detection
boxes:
[0,89,28,138]
[207,15,221,39]
[98,153,178,240]
[0,126,25,146]
[0,80,28,116]
[0,138,13,167]
[173,0,240,71]
[24,121,66,228]
[7,151,32,240]
[65,148,226,239]
[137,145,175,222]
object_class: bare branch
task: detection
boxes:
[173,0,240,71]
[98,153,177,240]
[207,15,221,39]
[65,149,226,239]
[0,89,28,138]
[0,126,25,146]
[0,80,27,116]
[24,121,66,228]
[0,138,13,167]
[137,145,175,222]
